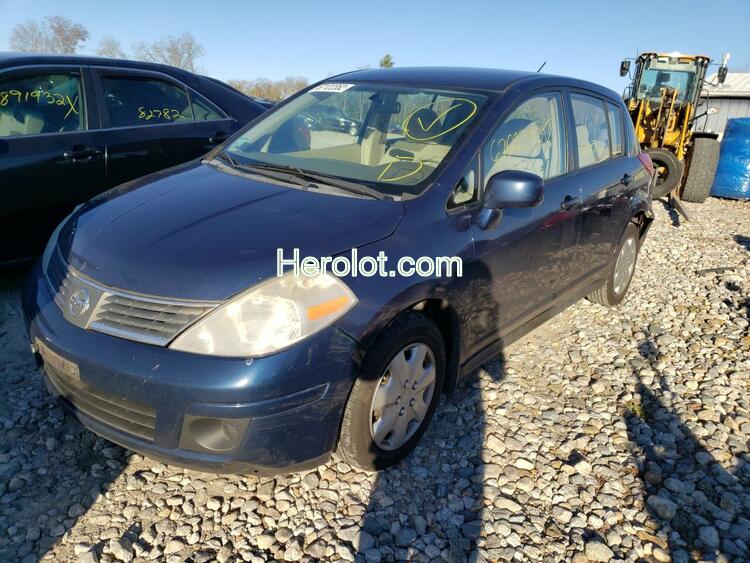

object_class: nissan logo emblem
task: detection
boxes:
[69,287,90,317]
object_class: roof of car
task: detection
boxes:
[331,66,621,100]
[0,51,193,77]
[333,67,535,91]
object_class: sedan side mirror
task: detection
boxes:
[620,60,631,77]
[483,170,544,209]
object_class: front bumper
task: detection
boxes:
[22,262,361,475]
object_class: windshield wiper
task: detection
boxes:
[241,162,387,200]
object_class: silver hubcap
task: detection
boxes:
[369,343,436,451]
[613,236,637,294]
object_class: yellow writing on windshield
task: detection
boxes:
[0,89,79,119]
[403,98,477,142]
[137,107,185,121]
[378,156,424,182]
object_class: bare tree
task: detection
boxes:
[133,33,205,72]
[10,16,89,54]
[96,36,126,59]
[227,76,308,101]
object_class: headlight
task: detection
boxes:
[169,273,357,357]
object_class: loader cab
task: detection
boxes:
[631,53,708,107]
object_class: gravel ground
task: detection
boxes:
[1,197,748,563]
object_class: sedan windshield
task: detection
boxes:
[224,82,488,197]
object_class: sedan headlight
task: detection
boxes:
[170,273,357,357]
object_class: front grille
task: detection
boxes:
[46,249,218,346]
[45,365,157,442]
[90,294,214,346]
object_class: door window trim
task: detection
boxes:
[0,65,93,139]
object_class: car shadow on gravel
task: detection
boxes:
[625,337,750,562]
[354,352,506,563]
[0,269,129,562]
[734,235,750,253]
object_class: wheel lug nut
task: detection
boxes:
[412,382,418,390]
[409,398,415,406]
[399,407,405,416]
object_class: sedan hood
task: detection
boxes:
[58,162,404,301]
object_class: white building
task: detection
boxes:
[700,72,750,139]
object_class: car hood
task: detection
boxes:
[58,161,404,301]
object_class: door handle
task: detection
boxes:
[621,173,633,186]
[560,195,581,211]
[63,147,102,161]
[208,132,228,144]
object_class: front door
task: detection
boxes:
[0,66,105,261]
[467,91,582,353]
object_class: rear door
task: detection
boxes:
[568,92,632,279]
[0,65,105,261]
[92,67,236,188]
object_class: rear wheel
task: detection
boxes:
[681,137,720,203]
[338,312,445,471]
[646,148,684,199]
[587,222,640,307]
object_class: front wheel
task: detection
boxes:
[338,312,445,471]
[587,222,640,307]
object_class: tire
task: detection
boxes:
[681,137,720,203]
[587,222,640,307]
[338,312,445,471]
[646,148,684,199]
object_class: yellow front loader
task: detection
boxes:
[620,52,728,205]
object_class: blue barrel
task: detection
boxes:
[712,117,750,200]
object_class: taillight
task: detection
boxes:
[637,152,655,177]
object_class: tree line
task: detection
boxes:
[9,16,395,100]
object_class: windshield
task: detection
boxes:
[636,58,699,103]
[224,82,488,197]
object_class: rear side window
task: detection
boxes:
[102,76,192,127]
[482,92,567,183]
[570,93,611,168]
[0,73,84,138]
[607,102,624,156]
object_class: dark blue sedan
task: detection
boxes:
[23,67,653,474]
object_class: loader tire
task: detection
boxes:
[681,137,720,203]
[646,148,684,199]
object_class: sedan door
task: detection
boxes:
[0,66,105,262]
[468,91,582,352]
[568,93,633,279]
[92,67,236,189]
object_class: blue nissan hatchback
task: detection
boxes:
[23,68,653,474]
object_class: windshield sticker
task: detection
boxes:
[310,83,355,93]
[378,156,424,183]
[403,98,477,142]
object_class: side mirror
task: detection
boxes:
[718,66,728,84]
[483,170,544,209]
[620,60,631,77]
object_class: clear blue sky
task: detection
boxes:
[1,0,748,93]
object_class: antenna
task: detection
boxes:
[536,61,547,73]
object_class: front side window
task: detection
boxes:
[102,76,191,127]
[0,73,84,138]
[224,82,488,196]
[482,92,567,184]
[571,93,611,168]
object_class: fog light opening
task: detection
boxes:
[189,417,244,452]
